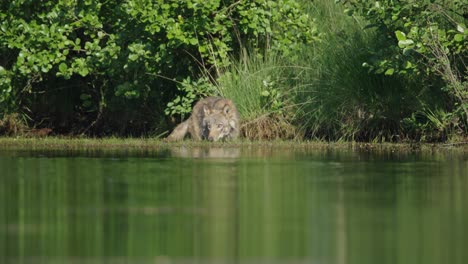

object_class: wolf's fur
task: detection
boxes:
[166,97,240,141]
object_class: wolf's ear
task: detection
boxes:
[229,120,237,129]
[203,105,211,115]
[223,105,230,115]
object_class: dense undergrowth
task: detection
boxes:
[212,0,467,142]
[1,0,466,142]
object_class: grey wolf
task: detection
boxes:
[166,97,240,141]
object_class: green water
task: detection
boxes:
[1,146,467,264]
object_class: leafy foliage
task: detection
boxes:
[338,0,467,138]
[339,0,466,76]
[165,77,216,119]
[0,0,317,135]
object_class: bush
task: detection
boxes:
[338,0,468,138]
[0,0,317,135]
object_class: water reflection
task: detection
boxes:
[0,147,467,264]
[169,146,241,159]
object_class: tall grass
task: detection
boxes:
[212,0,455,142]
[213,0,409,141]
[214,51,299,139]
[215,52,284,119]
[291,0,422,141]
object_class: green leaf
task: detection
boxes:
[402,48,413,56]
[395,30,406,41]
[128,54,139,61]
[59,63,68,73]
[454,34,463,42]
[456,24,465,33]
[17,55,25,65]
[384,68,394,75]
[189,38,198,45]
[398,39,414,48]
[404,61,413,69]
[78,67,89,77]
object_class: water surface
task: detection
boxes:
[1,146,467,264]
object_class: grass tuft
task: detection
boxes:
[214,50,300,140]
[0,113,29,136]
[241,114,299,140]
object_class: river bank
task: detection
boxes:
[1,137,466,154]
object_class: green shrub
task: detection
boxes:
[0,0,317,135]
[338,0,467,138]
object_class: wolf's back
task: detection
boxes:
[166,120,189,141]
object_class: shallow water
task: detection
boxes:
[1,146,467,264]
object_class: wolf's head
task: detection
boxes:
[203,104,236,142]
